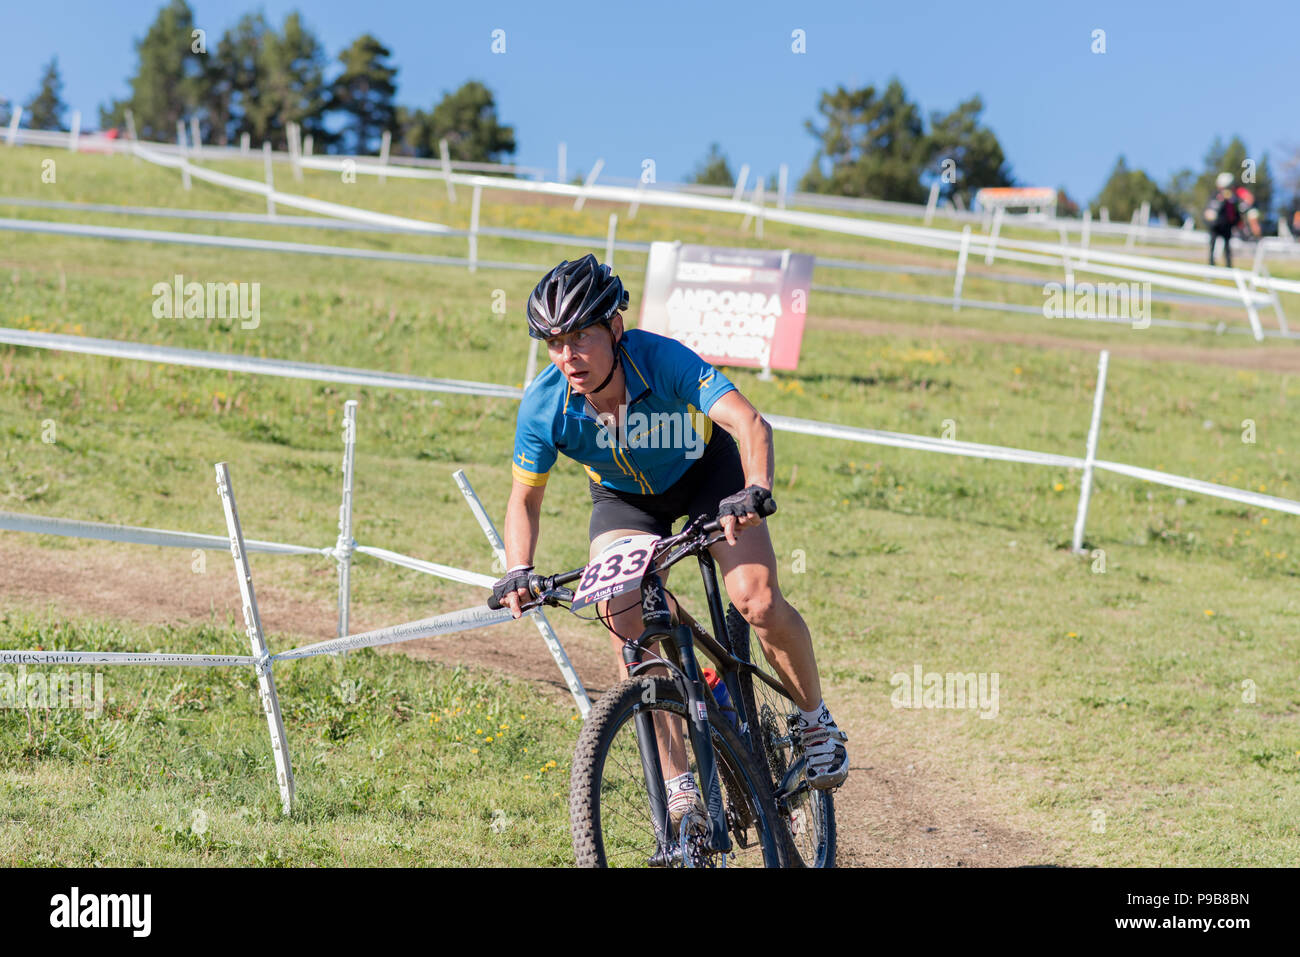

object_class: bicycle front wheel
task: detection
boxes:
[570,676,787,868]
[726,604,837,868]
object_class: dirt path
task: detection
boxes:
[0,536,1056,866]
[810,315,1300,374]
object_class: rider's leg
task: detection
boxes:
[590,528,689,782]
[707,520,821,712]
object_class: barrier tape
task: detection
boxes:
[0,649,256,667]
[0,216,543,274]
[354,545,496,589]
[0,327,524,401]
[272,604,515,662]
[0,509,324,555]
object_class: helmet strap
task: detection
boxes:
[585,324,621,397]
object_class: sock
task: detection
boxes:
[797,700,832,729]
[665,772,699,810]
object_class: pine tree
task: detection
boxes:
[398,80,515,162]
[25,58,68,131]
[329,34,398,155]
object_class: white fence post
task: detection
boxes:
[68,110,81,151]
[176,121,191,190]
[1071,351,1110,554]
[924,181,940,226]
[1125,209,1139,249]
[5,107,19,146]
[628,178,645,219]
[215,463,296,814]
[287,121,302,181]
[189,115,201,156]
[468,183,481,273]
[1059,225,1074,287]
[303,133,313,157]
[1232,270,1265,342]
[731,164,750,204]
[438,137,456,202]
[984,206,1004,264]
[240,131,250,155]
[452,470,591,718]
[605,213,617,268]
[1079,208,1091,268]
[742,179,765,232]
[573,158,604,212]
[1254,259,1289,336]
[777,163,788,210]
[377,129,391,185]
[335,400,358,645]
[262,141,275,216]
[953,225,972,311]
[1099,206,1109,224]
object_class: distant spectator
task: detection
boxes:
[1205,172,1242,267]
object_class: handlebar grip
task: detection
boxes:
[488,593,503,610]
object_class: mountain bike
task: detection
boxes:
[490,502,835,867]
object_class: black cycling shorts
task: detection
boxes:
[588,427,746,541]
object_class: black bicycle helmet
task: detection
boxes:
[526,254,629,340]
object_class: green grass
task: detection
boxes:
[0,611,580,866]
[1,147,1299,865]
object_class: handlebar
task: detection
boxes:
[488,493,777,612]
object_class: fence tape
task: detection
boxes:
[354,544,496,589]
[0,327,523,401]
[273,604,515,662]
[0,216,544,274]
[0,509,325,555]
[1092,460,1300,516]
[0,649,256,667]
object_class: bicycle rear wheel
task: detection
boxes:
[726,604,837,868]
[570,676,787,868]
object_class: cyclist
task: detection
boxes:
[1205,171,1257,267]
[489,255,849,829]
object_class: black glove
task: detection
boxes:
[489,564,534,610]
[717,485,777,521]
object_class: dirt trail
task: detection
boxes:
[1,536,1055,866]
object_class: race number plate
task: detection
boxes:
[571,534,660,611]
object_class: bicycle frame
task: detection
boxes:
[619,539,800,862]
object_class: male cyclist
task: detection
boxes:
[489,255,848,829]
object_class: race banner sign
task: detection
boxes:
[637,242,814,371]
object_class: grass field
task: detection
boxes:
[1,148,1298,866]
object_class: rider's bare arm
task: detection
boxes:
[707,390,774,490]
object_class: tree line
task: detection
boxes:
[9,0,515,162]
[7,0,1296,226]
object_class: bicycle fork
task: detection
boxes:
[625,573,732,859]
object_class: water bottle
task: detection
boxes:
[702,668,738,730]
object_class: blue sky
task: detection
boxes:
[4,0,1296,202]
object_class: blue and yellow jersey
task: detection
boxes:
[511,329,737,494]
